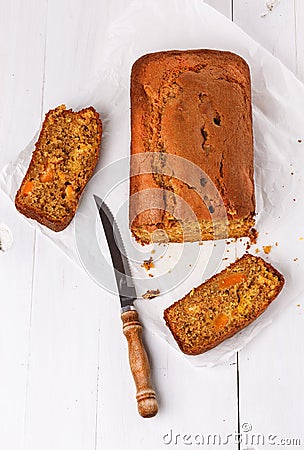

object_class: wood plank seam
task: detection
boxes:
[236,352,240,450]
[94,327,101,450]
[40,0,49,121]
[22,229,37,448]
[230,1,241,447]
[294,0,304,81]
[294,0,298,73]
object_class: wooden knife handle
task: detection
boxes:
[121,308,158,418]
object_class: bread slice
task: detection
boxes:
[164,254,284,355]
[15,105,102,231]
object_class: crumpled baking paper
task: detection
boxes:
[1,0,304,366]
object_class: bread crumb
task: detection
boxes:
[142,289,160,299]
[298,139,302,143]
[249,228,259,245]
[261,0,280,17]
[141,257,154,271]
[255,248,260,254]
[297,304,301,307]
[151,249,155,254]
[148,273,154,277]
[275,242,278,247]
[263,245,272,255]
[299,237,304,241]
[294,257,299,261]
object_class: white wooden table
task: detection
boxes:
[1,1,303,449]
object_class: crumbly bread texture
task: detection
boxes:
[15,105,102,231]
[164,254,284,355]
[130,50,255,244]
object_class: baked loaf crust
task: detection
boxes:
[164,254,284,355]
[15,105,102,231]
[130,50,255,244]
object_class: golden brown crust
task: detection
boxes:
[164,254,285,355]
[15,105,102,231]
[130,49,255,244]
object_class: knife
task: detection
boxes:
[94,195,158,418]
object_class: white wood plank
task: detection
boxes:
[238,307,304,445]
[0,199,37,450]
[233,0,297,75]
[0,1,47,449]
[0,1,47,167]
[22,1,107,446]
[233,0,304,444]
[23,237,103,450]
[42,0,129,110]
[295,0,304,82]
[86,0,237,446]
[205,0,232,18]
[21,1,121,449]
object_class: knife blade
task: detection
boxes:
[94,195,158,418]
[94,194,136,308]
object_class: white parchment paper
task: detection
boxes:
[1,0,304,366]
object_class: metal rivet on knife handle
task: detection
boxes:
[121,308,158,418]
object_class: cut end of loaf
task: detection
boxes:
[131,214,255,245]
[164,254,285,355]
[15,105,102,231]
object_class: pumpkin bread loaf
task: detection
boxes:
[130,50,255,244]
[164,254,284,355]
[15,105,102,231]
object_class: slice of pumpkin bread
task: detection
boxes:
[15,105,102,231]
[164,254,284,355]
